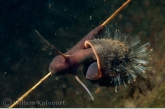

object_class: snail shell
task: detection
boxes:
[83,26,152,88]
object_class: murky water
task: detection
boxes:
[0,0,165,107]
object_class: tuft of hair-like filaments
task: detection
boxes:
[99,26,152,92]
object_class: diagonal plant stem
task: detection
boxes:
[9,0,131,108]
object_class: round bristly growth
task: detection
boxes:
[84,26,153,92]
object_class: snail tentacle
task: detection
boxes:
[75,76,94,100]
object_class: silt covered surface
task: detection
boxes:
[0,0,165,107]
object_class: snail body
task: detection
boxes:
[49,25,152,96]
[83,26,151,90]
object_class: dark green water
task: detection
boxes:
[0,0,165,107]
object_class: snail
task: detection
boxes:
[48,25,152,97]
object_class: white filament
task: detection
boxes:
[75,76,94,100]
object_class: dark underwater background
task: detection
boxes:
[0,0,165,107]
